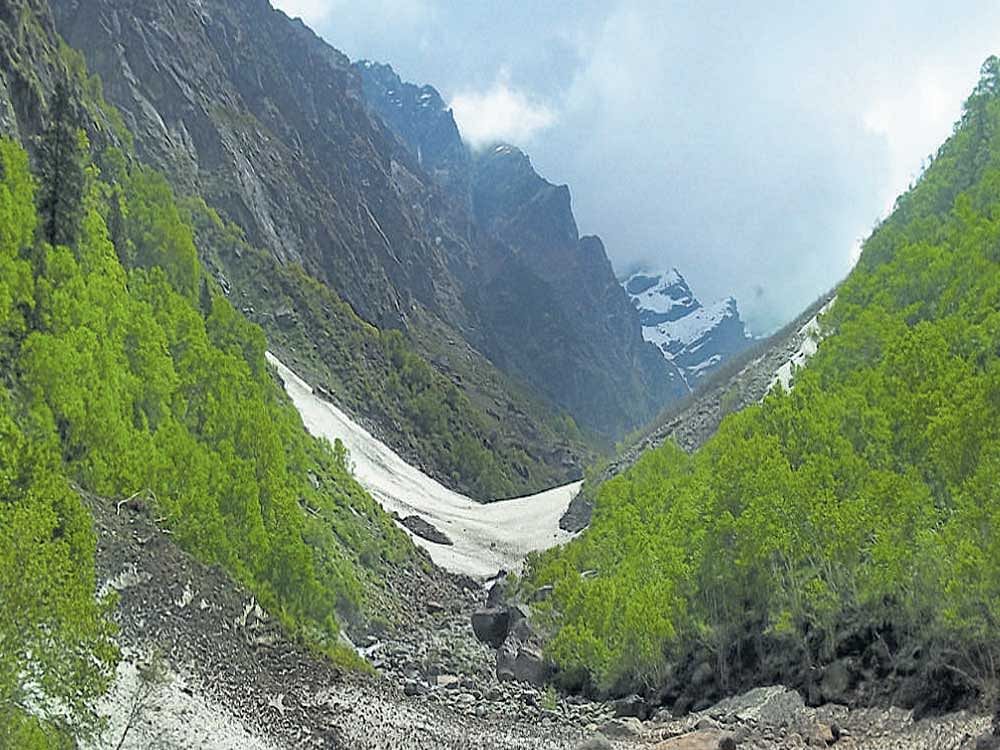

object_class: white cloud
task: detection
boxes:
[450,79,556,148]
[862,65,976,215]
[271,0,337,25]
[272,0,432,34]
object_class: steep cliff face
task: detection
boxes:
[357,63,687,435]
[0,0,122,148]
[51,0,469,331]
[356,60,471,205]
[51,0,680,445]
[469,145,687,433]
[44,0,599,497]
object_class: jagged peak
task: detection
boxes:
[355,59,449,113]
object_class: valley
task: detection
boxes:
[2,0,1000,748]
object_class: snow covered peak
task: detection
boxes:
[624,269,700,327]
[624,269,751,387]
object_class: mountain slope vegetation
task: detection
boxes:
[0,45,413,743]
[44,0,601,499]
[49,0,676,468]
[525,58,1000,712]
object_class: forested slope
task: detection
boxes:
[0,76,412,748]
[525,58,1000,714]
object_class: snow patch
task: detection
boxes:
[769,297,837,392]
[84,648,277,750]
[268,354,580,578]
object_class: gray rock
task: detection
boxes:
[574,736,613,750]
[497,642,517,682]
[614,694,649,719]
[472,607,511,648]
[512,646,550,686]
[400,515,453,546]
[486,578,507,608]
[598,717,643,738]
[403,679,427,697]
[709,685,807,727]
[820,659,854,704]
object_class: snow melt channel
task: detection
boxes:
[268,354,581,578]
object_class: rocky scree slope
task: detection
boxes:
[357,60,688,437]
[92,489,995,750]
[74,366,997,749]
[47,0,596,499]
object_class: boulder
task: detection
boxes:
[486,578,507,608]
[709,685,806,727]
[403,679,427,697]
[599,717,643,738]
[400,515,453,546]
[614,694,650,719]
[510,616,535,642]
[574,737,614,750]
[497,642,517,682]
[819,659,854,704]
[512,646,549,686]
[472,607,512,648]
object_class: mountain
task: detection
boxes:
[47,0,692,489]
[525,58,1000,716]
[356,60,471,203]
[624,268,752,386]
[47,0,609,498]
[356,60,688,435]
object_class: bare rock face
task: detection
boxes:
[356,61,689,439]
[51,0,690,450]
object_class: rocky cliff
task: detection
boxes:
[357,61,688,436]
[49,0,683,455]
[624,268,752,386]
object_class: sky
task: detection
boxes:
[273,0,1000,333]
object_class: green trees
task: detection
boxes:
[36,83,87,249]
[0,129,414,741]
[527,61,1000,700]
[0,137,116,748]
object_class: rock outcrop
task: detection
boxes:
[624,268,752,387]
[356,60,689,438]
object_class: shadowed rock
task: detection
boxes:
[399,514,453,546]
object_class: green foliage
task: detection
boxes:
[0,134,414,733]
[0,145,116,743]
[186,200,590,500]
[36,82,88,248]
[528,59,1000,696]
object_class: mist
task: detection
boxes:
[275,0,1000,332]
